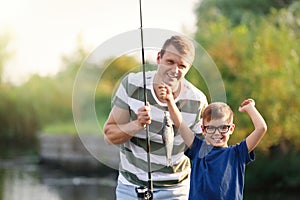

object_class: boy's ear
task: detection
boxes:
[201,125,206,136]
[229,124,235,134]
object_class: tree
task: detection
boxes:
[197,0,296,26]
[194,1,300,152]
[0,33,12,84]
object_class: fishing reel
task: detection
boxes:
[136,186,153,200]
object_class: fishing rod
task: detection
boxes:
[135,0,153,199]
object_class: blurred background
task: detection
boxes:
[0,0,300,199]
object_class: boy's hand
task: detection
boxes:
[158,82,174,102]
[239,99,255,112]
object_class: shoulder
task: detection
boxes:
[124,72,142,84]
[231,140,255,163]
[181,79,207,102]
[185,136,204,159]
[232,140,248,150]
[125,71,155,84]
[118,71,155,98]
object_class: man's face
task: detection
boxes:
[156,45,192,92]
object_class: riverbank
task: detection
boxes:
[0,154,117,200]
[38,134,119,175]
[1,133,300,199]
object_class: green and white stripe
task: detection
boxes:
[113,71,207,188]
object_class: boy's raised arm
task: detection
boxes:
[158,83,195,148]
[239,99,267,152]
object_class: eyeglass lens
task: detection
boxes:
[204,125,230,134]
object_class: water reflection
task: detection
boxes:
[1,156,299,200]
[0,156,117,200]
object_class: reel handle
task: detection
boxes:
[136,186,153,200]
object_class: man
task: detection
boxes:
[104,35,208,199]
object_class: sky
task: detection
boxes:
[0,0,201,84]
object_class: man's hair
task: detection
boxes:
[202,102,234,124]
[160,35,195,62]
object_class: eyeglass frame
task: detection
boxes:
[203,124,232,135]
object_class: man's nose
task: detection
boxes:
[172,64,179,74]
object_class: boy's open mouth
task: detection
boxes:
[212,136,224,143]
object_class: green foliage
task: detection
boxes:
[97,55,140,96]
[245,151,300,192]
[0,37,90,149]
[95,55,140,127]
[21,76,65,125]
[0,33,39,149]
[194,1,300,152]
[186,66,210,98]
[0,33,12,83]
[0,84,39,148]
[198,0,295,26]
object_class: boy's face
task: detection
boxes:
[201,117,235,148]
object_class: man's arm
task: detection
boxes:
[158,83,195,148]
[103,103,151,145]
[239,99,267,152]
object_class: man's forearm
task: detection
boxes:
[104,120,144,145]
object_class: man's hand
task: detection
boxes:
[136,102,151,128]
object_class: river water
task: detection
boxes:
[0,155,117,200]
[1,155,299,200]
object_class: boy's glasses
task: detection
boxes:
[203,125,231,134]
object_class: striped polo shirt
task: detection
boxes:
[112,71,208,188]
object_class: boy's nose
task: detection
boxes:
[214,130,222,135]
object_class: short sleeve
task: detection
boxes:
[112,75,129,110]
[237,140,255,164]
[185,136,203,159]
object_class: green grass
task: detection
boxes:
[41,120,105,135]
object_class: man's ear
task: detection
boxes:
[157,52,161,64]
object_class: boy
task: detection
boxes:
[158,83,267,200]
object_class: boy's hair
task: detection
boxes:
[202,102,234,124]
[160,35,195,62]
